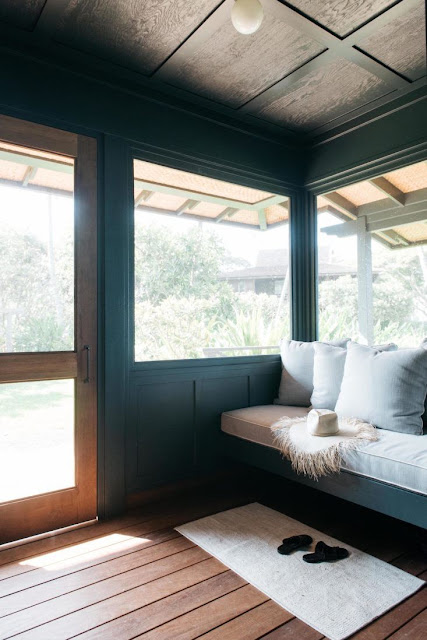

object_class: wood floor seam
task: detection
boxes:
[0,539,198,618]
[105,583,251,640]
[382,604,427,640]
[0,521,195,583]
[193,599,291,640]
[0,558,222,639]
[0,528,182,597]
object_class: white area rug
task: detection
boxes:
[176,503,424,640]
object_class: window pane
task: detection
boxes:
[134,161,290,361]
[372,237,427,347]
[0,143,74,353]
[317,160,427,347]
[0,380,75,503]
[317,211,359,342]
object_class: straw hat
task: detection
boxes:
[307,409,339,436]
[271,410,377,480]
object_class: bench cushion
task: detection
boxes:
[221,405,427,495]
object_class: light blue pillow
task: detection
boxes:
[335,342,427,435]
[311,342,397,410]
[275,338,349,407]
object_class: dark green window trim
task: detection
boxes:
[290,190,318,342]
[130,143,301,369]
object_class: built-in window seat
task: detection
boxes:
[221,405,427,528]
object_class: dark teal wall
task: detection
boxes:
[127,360,281,494]
[306,90,427,192]
[0,49,304,516]
[0,49,425,516]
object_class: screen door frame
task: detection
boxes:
[0,114,97,544]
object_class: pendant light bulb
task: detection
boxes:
[231,0,264,35]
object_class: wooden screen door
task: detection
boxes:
[0,115,97,544]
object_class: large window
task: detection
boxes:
[318,161,427,347]
[134,160,290,361]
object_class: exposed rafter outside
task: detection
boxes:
[369,177,405,206]
[134,177,287,212]
[215,207,239,223]
[134,189,154,206]
[319,168,427,248]
[134,202,291,230]
[0,178,70,199]
[369,208,427,232]
[380,229,410,246]
[323,202,427,237]
[176,198,199,215]
[357,188,427,217]
[22,166,37,187]
[322,192,357,217]
[0,149,73,175]
[258,210,267,231]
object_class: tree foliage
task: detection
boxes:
[135,225,228,304]
[0,226,73,352]
[1,211,425,358]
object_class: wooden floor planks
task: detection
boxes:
[0,528,180,599]
[133,584,268,640]
[0,485,425,640]
[198,600,293,640]
[74,571,245,640]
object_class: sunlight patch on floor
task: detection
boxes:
[19,533,152,570]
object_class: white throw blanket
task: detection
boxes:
[271,415,378,479]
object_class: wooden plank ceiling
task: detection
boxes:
[0,0,424,139]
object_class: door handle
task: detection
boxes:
[83,345,90,383]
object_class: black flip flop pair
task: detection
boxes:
[277,535,349,563]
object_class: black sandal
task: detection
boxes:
[277,534,313,555]
[303,541,349,563]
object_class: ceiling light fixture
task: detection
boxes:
[231,0,264,35]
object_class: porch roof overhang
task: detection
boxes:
[133,159,289,231]
[318,161,427,248]
[0,139,425,246]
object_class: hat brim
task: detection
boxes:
[289,419,365,454]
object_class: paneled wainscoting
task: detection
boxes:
[126,359,281,492]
